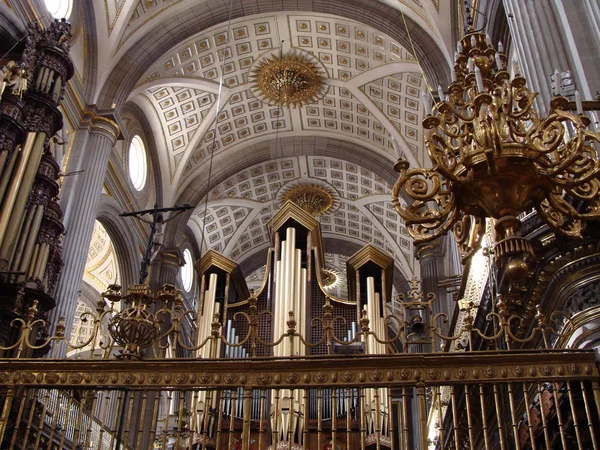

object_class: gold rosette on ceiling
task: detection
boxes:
[249,48,329,108]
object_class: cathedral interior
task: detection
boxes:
[0,0,600,449]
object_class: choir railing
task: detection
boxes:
[0,350,598,449]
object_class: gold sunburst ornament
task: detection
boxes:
[283,185,334,215]
[249,49,329,107]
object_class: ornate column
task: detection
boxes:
[49,116,119,345]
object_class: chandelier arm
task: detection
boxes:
[453,215,484,262]
[567,179,600,203]
[406,207,460,243]
[536,198,582,238]
[436,102,476,123]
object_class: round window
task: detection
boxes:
[44,0,73,18]
[128,136,147,191]
[181,249,194,292]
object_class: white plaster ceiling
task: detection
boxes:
[128,12,429,201]
[188,156,416,280]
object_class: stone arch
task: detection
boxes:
[96,195,141,289]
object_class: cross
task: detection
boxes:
[121,203,192,284]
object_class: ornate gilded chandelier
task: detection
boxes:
[392,30,600,276]
[249,49,328,108]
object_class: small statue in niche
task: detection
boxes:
[0,61,17,98]
[8,64,28,98]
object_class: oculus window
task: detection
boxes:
[128,135,147,191]
[44,0,72,18]
[181,249,194,292]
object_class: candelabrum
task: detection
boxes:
[102,283,181,359]
[392,29,600,303]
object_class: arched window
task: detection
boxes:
[44,0,73,19]
[128,135,148,191]
[181,248,194,292]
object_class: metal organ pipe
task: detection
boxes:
[198,273,218,358]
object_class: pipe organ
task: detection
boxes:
[0,20,74,339]
[347,245,394,444]
[188,202,398,448]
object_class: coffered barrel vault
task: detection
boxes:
[128,12,432,204]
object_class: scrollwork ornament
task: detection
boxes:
[392,29,600,254]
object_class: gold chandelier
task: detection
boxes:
[392,30,600,272]
[249,49,328,108]
[283,184,334,215]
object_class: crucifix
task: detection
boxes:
[121,203,192,284]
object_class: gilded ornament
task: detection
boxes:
[285,373,300,384]
[200,373,212,383]
[392,30,600,282]
[121,373,135,384]
[249,49,328,108]
[314,372,328,383]
[257,374,272,385]
[68,373,83,384]
[341,371,355,382]
[224,373,238,384]
[484,367,496,378]
[95,373,109,383]
[370,370,384,381]
[513,366,525,377]
[45,373,59,384]
[175,373,188,384]
[281,184,335,216]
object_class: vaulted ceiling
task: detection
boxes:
[77,0,455,286]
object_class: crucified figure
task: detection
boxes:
[121,203,192,284]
